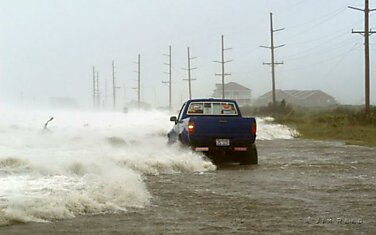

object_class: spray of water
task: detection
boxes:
[0,106,294,225]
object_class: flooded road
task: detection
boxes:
[2,139,375,234]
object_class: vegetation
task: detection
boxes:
[241,101,376,147]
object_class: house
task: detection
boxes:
[124,100,151,110]
[254,90,338,107]
[212,82,251,106]
[49,97,79,109]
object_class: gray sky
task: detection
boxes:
[1,0,375,109]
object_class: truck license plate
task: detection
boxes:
[216,139,230,146]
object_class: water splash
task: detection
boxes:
[0,107,294,225]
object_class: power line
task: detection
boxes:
[288,27,354,46]
[324,42,362,79]
[282,42,361,73]
[284,36,359,61]
[283,5,349,41]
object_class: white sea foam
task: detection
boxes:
[0,106,295,225]
[0,107,216,225]
[256,117,298,140]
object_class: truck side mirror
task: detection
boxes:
[170,116,177,122]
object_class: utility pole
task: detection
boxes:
[92,66,96,109]
[214,35,232,99]
[261,12,285,106]
[349,0,375,114]
[138,54,141,109]
[136,54,141,109]
[104,77,108,110]
[183,47,197,99]
[92,67,100,110]
[96,71,100,109]
[162,46,172,111]
[112,60,117,110]
[123,82,127,107]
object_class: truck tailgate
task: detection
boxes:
[189,116,254,139]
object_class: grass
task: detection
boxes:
[241,104,376,147]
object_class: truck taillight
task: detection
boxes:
[188,122,195,134]
[252,122,257,135]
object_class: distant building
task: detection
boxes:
[254,90,338,107]
[49,97,79,109]
[124,100,151,110]
[212,82,251,106]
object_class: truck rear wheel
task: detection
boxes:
[240,144,258,165]
[204,151,224,165]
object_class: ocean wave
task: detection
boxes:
[0,108,294,226]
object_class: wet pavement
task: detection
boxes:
[1,139,375,234]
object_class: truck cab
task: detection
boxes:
[168,99,257,165]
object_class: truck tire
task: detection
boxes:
[240,144,258,165]
[204,151,223,165]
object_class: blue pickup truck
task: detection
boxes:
[168,98,257,165]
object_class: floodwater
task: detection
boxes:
[0,108,375,234]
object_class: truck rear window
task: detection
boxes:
[186,102,238,116]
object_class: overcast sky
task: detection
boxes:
[1,0,375,109]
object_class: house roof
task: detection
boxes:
[214,82,251,91]
[258,89,334,100]
[125,100,151,107]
